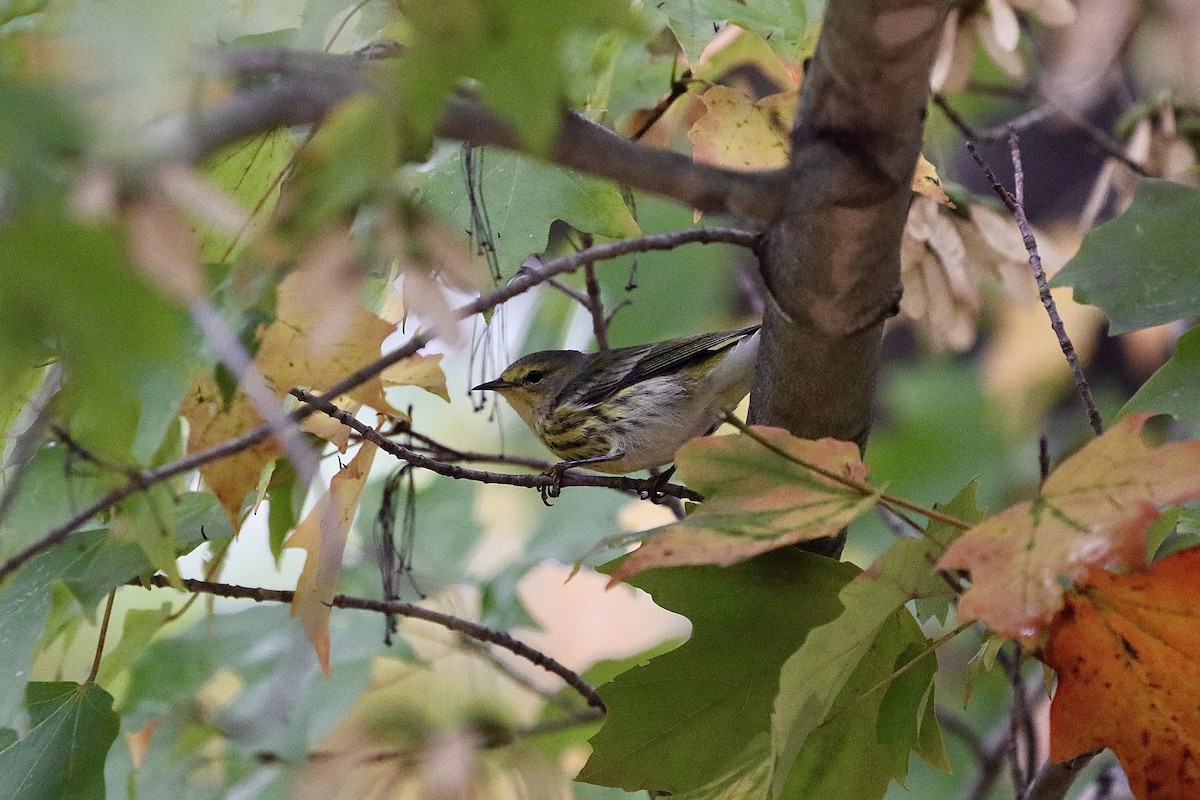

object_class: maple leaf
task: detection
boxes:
[938,414,1200,639]
[256,263,401,417]
[381,353,450,402]
[179,376,281,524]
[1045,547,1200,800]
[687,85,797,172]
[285,440,378,675]
[609,427,876,584]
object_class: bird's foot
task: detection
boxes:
[540,462,572,506]
[640,465,677,504]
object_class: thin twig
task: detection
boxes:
[966,137,1104,436]
[584,262,609,350]
[1006,649,1031,793]
[86,590,118,684]
[189,297,322,485]
[0,226,754,586]
[134,574,606,710]
[720,414,972,531]
[291,389,702,501]
[628,67,694,141]
[933,94,1150,177]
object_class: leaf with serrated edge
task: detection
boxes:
[938,414,1200,639]
[1051,178,1200,334]
[610,427,875,584]
[286,440,378,674]
[772,504,966,795]
[1045,548,1200,799]
[256,261,401,416]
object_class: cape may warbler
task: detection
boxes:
[472,325,760,474]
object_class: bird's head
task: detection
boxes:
[472,350,588,428]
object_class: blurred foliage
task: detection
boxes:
[0,1,1198,799]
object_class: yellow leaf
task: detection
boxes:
[911,154,954,207]
[180,376,281,525]
[256,253,400,417]
[688,85,797,172]
[381,353,450,402]
[286,440,378,675]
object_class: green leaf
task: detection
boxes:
[876,644,939,785]
[666,734,773,800]
[0,445,112,563]
[964,635,1005,705]
[397,0,641,152]
[201,129,298,263]
[1121,324,1200,421]
[915,676,951,774]
[0,562,54,730]
[267,458,302,562]
[404,143,640,278]
[1052,178,1200,334]
[913,480,985,625]
[770,515,964,794]
[776,609,935,799]
[0,80,84,203]
[579,550,856,794]
[658,0,814,65]
[110,487,181,584]
[121,604,386,758]
[0,210,190,461]
[0,496,217,729]
[0,682,119,800]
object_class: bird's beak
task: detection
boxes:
[472,378,514,392]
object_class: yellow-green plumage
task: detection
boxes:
[473,325,760,473]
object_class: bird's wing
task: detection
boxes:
[562,325,760,408]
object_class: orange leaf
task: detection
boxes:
[256,263,400,417]
[610,427,875,584]
[687,85,797,172]
[285,440,378,675]
[938,414,1200,639]
[1045,548,1200,799]
[180,376,281,525]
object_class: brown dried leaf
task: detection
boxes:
[179,376,282,524]
[286,440,378,675]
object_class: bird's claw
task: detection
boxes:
[540,462,570,506]
[640,465,676,504]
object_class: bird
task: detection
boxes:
[472,324,760,477]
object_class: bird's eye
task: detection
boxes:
[525,369,545,384]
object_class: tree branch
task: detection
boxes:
[748,0,951,456]
[0,226,751,587]
[149,45,785,220]
[134,574,605,710]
